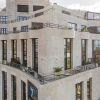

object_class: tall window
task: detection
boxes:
[22,40,27,66]
[2,71,7,100]
[92,40,100,62]
[87,78,92,100]
[64,38,72,70]
[81,39,87,65]
[2,40,7,62]
[12,40,17,59]
[0,16,8,24]
[32,39,38,72]
[76,82,83,100]
[11,75,17,100]
[21,81,26,100]
[28,81,38,100]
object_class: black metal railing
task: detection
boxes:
[1,58,99,85]
[0,22,73,35]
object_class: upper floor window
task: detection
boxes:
[64,38,72,70]
[21,26,28,32]
[62,10,71,15]
[12,40,17,59]
[92,40,100,62]
[0,28,7,34]
[17,5,29,12]
[13,27,17,33]
[33,5,44,11]
[85,12,100,20]
[17,16,28,21]
[0,16,8,24]
[34,12,44,17]
[81,39,87,65]
[22,39,27,66]
[68,22,77,31]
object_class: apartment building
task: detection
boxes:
[0,0,100,100]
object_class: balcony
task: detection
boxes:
[1,58,99,85]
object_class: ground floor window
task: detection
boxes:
[2,71,7,100]
[76,82,83,100]
[28,81,38,100]
[21,80,26,100]
[87,78,92,100]
[11,75,17,100]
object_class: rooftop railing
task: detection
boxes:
[1,58,99,85]
[0,23,73,35]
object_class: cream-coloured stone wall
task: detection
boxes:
[0,64,100,100]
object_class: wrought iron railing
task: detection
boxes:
[1,58,99,85]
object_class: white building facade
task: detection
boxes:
[0,0,100,100]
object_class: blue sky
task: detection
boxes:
[0,0,100,12]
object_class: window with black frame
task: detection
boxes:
[17,16,28,21]
[64,38,72,70]
[21,26,28,32]
[21,81,26,100]
[12,40,17,59]
[22,39,27,66]
[92,40,100,62]
[85,12,100,20]
[0,16,8,24]
[87,78,92,100]
[33,5,44,11]
[32,38,38,72]
[76,82,83,100]
[17,5,29,12]
[28,81,38,100]
[0,28,7,34]
[81,39,87,65]
[2,40,7,63]
[2,71,7,100]
[11,75,17,100]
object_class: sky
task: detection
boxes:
[0,0,100,12]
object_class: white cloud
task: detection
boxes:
[0,0,6,10]
[68,2,100,12]
[50,0,100,12]
[1,0,100,12]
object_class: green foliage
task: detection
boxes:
[54,67,62,72]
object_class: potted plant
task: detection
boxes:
[54,67,62,76]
